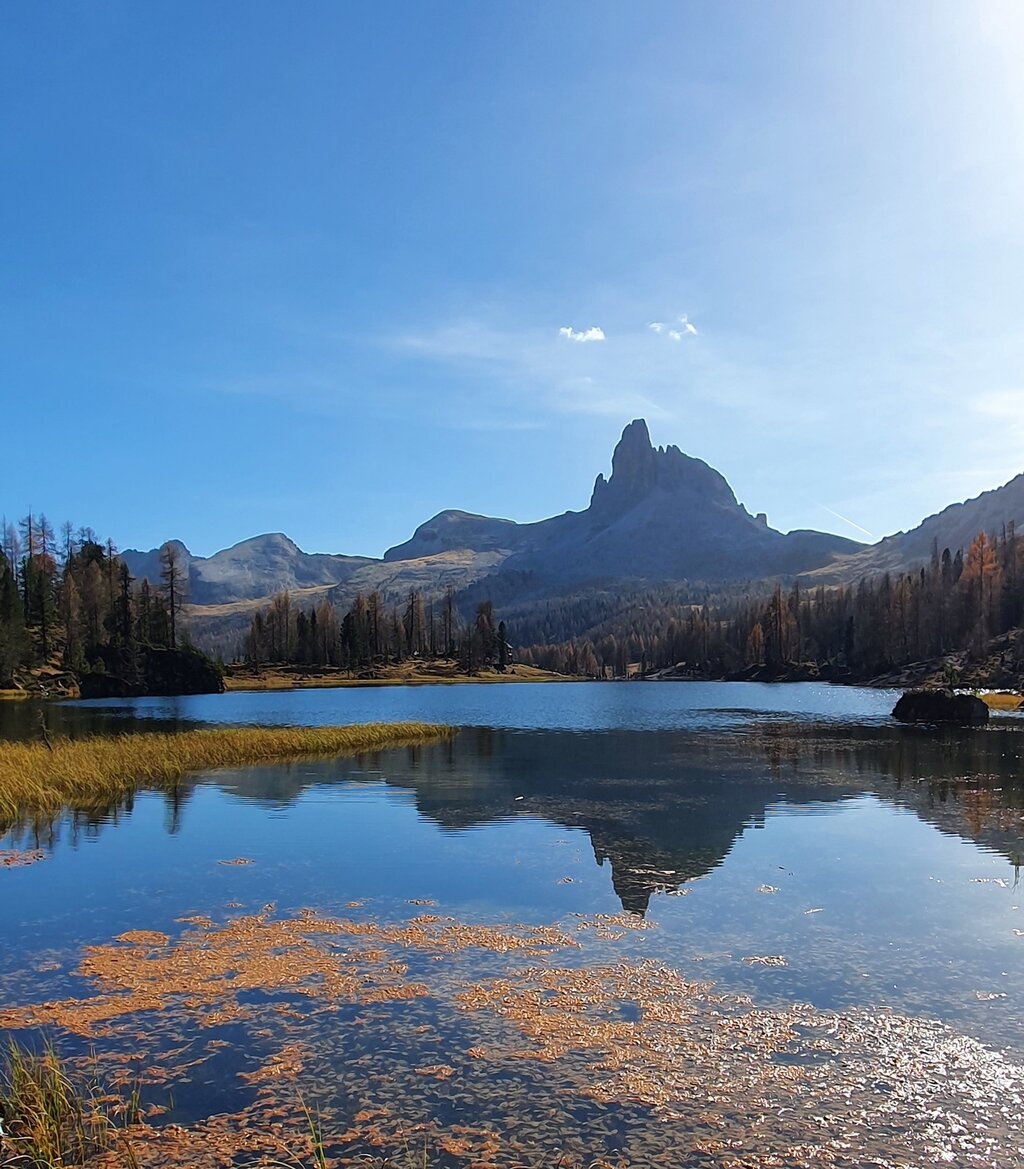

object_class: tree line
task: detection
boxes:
[518,526,1024,682]
[242,587,510,675]
[1,512,192,688]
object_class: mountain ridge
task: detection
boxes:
[121,420,1024,653]
[804,471,1024,584]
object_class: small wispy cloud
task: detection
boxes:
[650,313,698,342]
[558,325,605,343]
[668,314,698,341]
[395,319,662,419]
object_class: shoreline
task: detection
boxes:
[223,662,578,692]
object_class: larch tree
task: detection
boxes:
[159,543,188,650]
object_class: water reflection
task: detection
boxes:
[6,715,1021,918]
[0,679,898,740]
[4,694,1024,1166]
[0,697,200,741]
[202,723,1024,915]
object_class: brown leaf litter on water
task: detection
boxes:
[114,931,169,947]
[413,1063,456,1080]
[4,906,1024,1168]
[238,1042,305,1084]
[451,960,1024,1167]
[217,857,253,866]
[0,848,45,868]
[0,909,582,1038]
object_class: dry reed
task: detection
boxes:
[0,1040,135,1166]
[0,723,451,825]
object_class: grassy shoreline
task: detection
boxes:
[223,661,575,692]
[0,723,452,825]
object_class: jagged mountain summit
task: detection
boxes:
[381,420,862,587]
[125,419,1024,654]
[124,421,865,622]
[497,419,862,584]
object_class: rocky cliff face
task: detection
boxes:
[379,419,862,592]
[589,419,738,518]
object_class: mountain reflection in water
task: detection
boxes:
[196,722,1024,915]
[5,691,1024,1166]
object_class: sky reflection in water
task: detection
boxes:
[2,683,1024,1165]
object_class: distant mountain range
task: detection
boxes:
[121,420,1024,651]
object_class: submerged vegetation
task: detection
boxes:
[0,723,451,826]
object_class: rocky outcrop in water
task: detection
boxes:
[892,689,989,725]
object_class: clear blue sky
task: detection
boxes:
[4,2,1023,557]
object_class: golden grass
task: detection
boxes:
[0,688,31,700]
[0,723,452,826]
[224,662,574,692]
[979,692,1023,711]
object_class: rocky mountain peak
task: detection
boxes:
[590,418,737,515]
[609,418,658,495]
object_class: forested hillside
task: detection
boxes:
[7,505,1024,693]
[0,513,222,696]
[518,528,1024,685]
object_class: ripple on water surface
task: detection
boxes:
[2,685,1024,1166]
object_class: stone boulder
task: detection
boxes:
[892,689,989,725]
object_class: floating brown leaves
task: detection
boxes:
[0,910,581,1038]
[0,848,45,868]
[4,905,1024,1169]
[453,960,1024,1166]
[413,1064,455,1080]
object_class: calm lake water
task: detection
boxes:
[3,681,1024,1167]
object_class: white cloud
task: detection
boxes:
[653,313,698,341]
[558,325,606,343]
[669,314,699,341]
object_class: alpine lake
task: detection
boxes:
[2,682,1024,1168]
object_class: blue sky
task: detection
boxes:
[3,2,1024,557]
